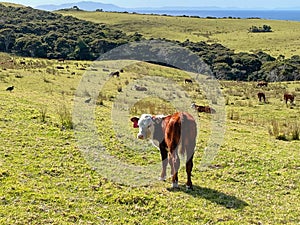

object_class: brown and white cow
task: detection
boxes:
[191,103,216,114]
[130,112,197,189]
[257,81,268,87]
[284,93,295,104]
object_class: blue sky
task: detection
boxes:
[6,0,300,9]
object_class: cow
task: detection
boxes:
[84,98,92,103]
[133,84,147,91]
[184,79,193,84]
[191,103,216,114]
[6,86,14,92]
[257,92,266,102]
[109,71,120,78]
[284,93,295,104]
[257,81,268,87]
[130,112,197,189]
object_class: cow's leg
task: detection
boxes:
[169,150,180,188]
[159,144,168,181]
[186,148,194,190]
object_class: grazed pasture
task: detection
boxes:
[0,54,299,224]
[59,11,300,58]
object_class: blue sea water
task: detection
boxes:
[135,10,300,22]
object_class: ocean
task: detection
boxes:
[134,10,300,22]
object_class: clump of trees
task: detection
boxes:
[248,25,272,33]
[177,39,300,82]
[0,4,142,60]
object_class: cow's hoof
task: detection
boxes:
[186,185,193,191]
[172,182,179,188]
[159,176,166,181]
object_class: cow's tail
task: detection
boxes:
[178,113,188,156]
[179,113,196,159]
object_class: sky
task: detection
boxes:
[4,0,300,9]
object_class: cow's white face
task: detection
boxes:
[137,114,154,140]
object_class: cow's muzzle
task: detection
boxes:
[137,134,144,139]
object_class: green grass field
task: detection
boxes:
[0,52,299,224]
[59,11,300,58]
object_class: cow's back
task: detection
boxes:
[164,112,196,155]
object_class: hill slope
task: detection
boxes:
[58,10,300,58]
[0,55,299,224]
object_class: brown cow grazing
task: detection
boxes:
[130,112,197,189]
[191,103,216,114]
[257,92,266,102]
[284,93,295,104]
[184,79,193,84]
[257,81,268,87]
[109,71,120,78]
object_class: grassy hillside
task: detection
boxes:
[0,54,299,224]
[0,1,25,7]
[58,11,300,58]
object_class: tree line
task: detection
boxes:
[0,4,299,82]
[0,4,142,60]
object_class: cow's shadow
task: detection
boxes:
[167,185,248,209]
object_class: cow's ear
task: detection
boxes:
[130,117,139,128]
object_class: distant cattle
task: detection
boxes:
[20,61,26,65]
[109,71,120,78]
[58,58,65,63]
[130,112,197,189]
[6,86,14,92]
[56,66,64,69]
[85,98,92,103]
[191,103,216,114]
[257,81,268,87]
[102,68,110,72]
[257,92,266,102]
[284,93,295,104]
[133,84,147,91]
[184,79,193,84]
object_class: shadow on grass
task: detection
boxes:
[167,185,249,209]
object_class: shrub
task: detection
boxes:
[248,25,272,33]
[290,123,300,140]
[57,103,73,129]
[39,105,47,123]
